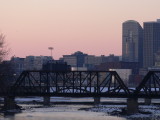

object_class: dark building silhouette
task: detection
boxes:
[122,20,143,67]
[43,60,71,71]
[143,20,160,68]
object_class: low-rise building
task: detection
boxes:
[24,56,53,70]
[10,57,25,75]
[71,67,87,71]
[109,69,132,86]
[95,61,139,74]
[84,54,119,70]
[61,51,88,67]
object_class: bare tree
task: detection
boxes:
[0,33,8,62]
[0,33,11,93]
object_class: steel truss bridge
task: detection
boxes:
[1,70,160,98]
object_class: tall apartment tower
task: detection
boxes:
[143,20,160,68]
[122,20,143,66]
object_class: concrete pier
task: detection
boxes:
[4,96,18,110]
[43,96,50,106]
[94,97,100,105]
[144,98,151,105]
[127,98,138,114]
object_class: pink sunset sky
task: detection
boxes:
[0,0,160,60]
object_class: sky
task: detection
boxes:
[0,0,160,60]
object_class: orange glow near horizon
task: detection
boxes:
[0,0,160,60]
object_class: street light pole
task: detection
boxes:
[48,47,53,58]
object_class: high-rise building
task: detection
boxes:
[143,20,160,68]
[122,20,143,66]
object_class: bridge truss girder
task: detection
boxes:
[134,71,160,98]
[10,71,130,97]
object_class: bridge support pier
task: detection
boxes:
[144,98,151,105]
[43,96,50,106]
[127,98,138,114]
[94,97,100,105]
[4,96,19,110]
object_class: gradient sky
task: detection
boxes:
[0,0,160,60]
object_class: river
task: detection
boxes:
[0,97,160,120]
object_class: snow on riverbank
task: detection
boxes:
[21,104,160,119]
[86,104,160,119]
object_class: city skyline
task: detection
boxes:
[0,0,160,59]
